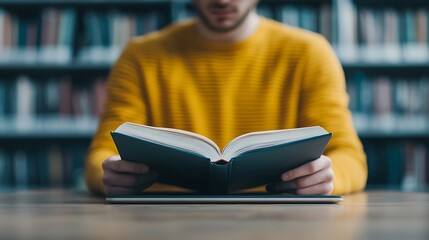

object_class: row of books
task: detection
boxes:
[0,76,106,119]
[4,3,429,64]
[0,145,87,189]
[365,141,427,191]
[78,10,165,63]
[0,8,164,64]
[337,0,429,63]
[0,8,76,63]
[347,74,429,117]
[348,73,429,133]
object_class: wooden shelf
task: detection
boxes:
[260,0,331,3]
[353,0,429,7]
[0,0,330,5]
[358,131,429,139]
[0,0,172,6]
[0,0,174,13]
[343,62,429,69]
[0,63,111,78]
[0,118,97,139]
[0,62,111,70]
[355,115,429,139]
[342,62,429,75]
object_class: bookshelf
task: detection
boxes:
[353,0,429,7]
[0,0,428,191]
[343,0,429,190]
[0,117,96,139]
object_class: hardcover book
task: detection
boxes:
[111,122,332,194]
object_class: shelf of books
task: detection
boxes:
[0,0,428,191]
[0,0,175,7]
[341,0,429,191]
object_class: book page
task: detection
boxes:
[221,126,328,160]
[115,122,221,161]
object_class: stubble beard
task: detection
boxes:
[195,3,256,33]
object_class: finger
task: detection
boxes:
[281,155,331,181]
[102,158,149,174]
[102,170,143,187]
[104,185,136,195]
[293,168,334,189]
[296,182,334,195]
[266,168,334,193]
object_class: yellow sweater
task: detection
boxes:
[85,18,367,195]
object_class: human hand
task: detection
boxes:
[102,155,158,195]
[266,155,334,195]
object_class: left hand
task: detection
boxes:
[266,155,334,195]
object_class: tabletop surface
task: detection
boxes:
[0,189,428,240]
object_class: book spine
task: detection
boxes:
[209,161,230,194]
[1,76,106,119]
[0,145,87,189]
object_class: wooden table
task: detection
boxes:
[0,190,428,240]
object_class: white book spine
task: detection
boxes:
[335,0,358,62]
[16,76,34,126]
[382,9,401,62]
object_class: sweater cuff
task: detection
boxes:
[329,151,368,195]
[85,150,117,195]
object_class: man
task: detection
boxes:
[85,0,367,195]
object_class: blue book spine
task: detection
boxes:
[17,18,27,49]
[101,13,109,47]
[0,80,4,117]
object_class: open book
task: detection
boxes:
[111,122,332,194]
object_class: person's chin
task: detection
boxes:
[208,20,237,32]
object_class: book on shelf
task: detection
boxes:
[365,141,428,189]
[347,73,429,132]
[0,6,165,64]
[0,76,107,120]
[0,80,5,119]
[0,151,7,188]
[78,10,164,63]
[111,122,332,194]
[257,5,274,19]
[0,8,76,64]
[336,0,429,63]
[278,5,318,32]
[0,145,87,189]
[402,143,427,191]
[175,7,194,22]
[13,150,28,189]
[335,0,359,62]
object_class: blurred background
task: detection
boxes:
[0,0,428,192]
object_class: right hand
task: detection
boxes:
[102,155,158,195]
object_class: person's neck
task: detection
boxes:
[196,12,260,43]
